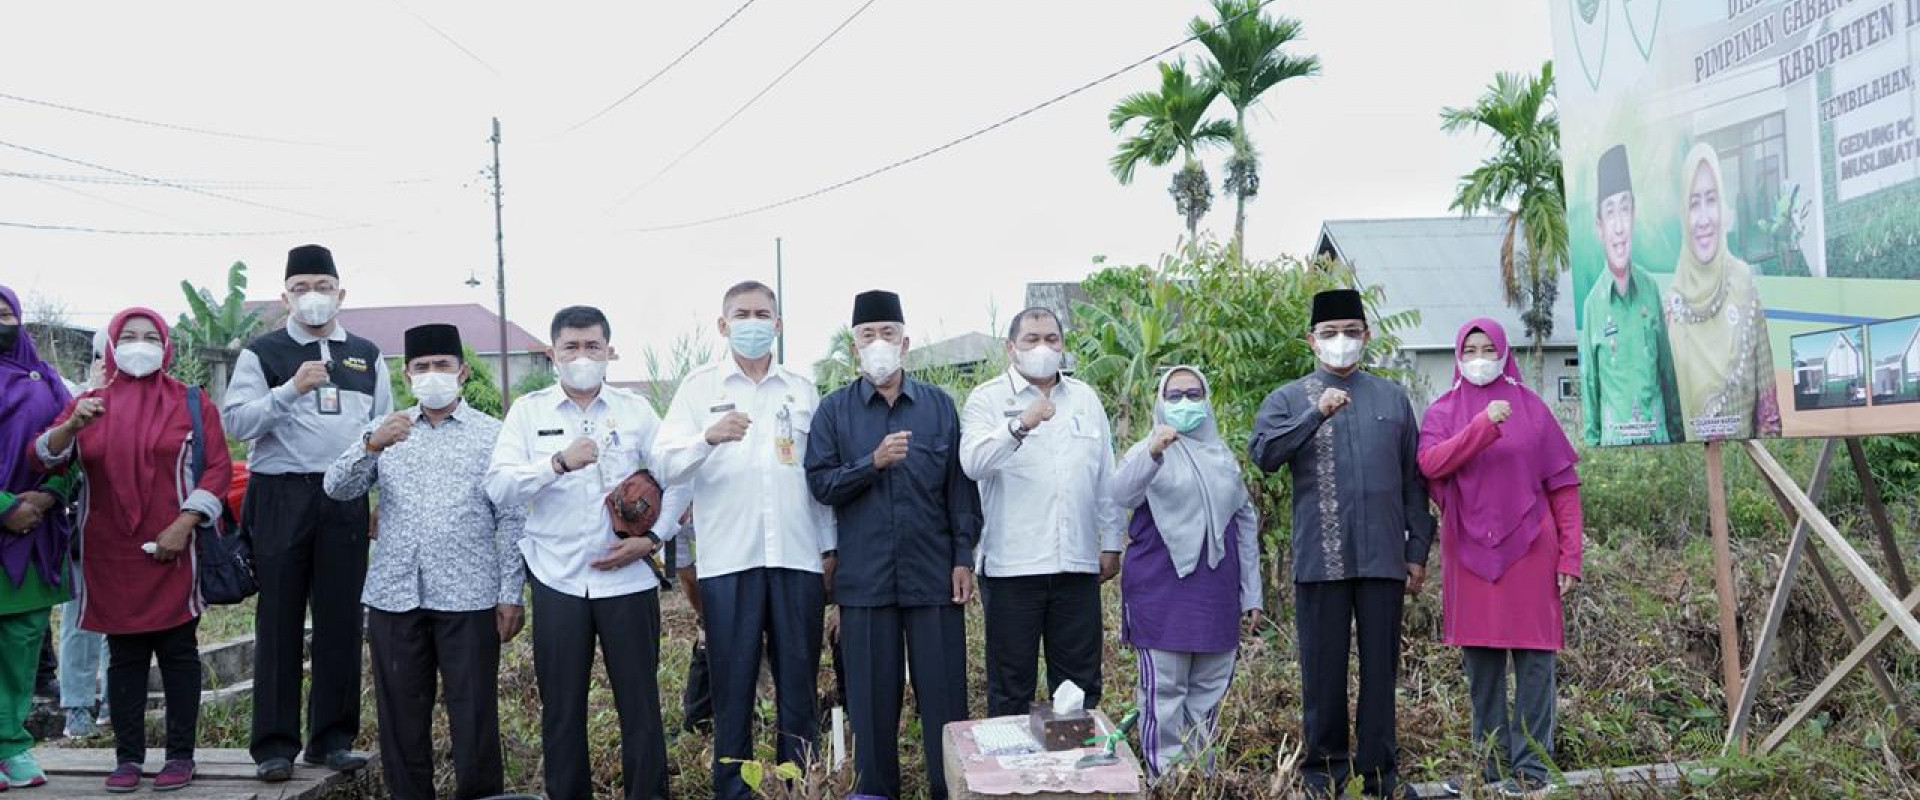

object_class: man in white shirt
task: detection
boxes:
[960,307,1123,717]
[485,306,688,800]
[653,281,836,800]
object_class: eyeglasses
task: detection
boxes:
[1311,326,1367,340]
[1163,388,1207,402]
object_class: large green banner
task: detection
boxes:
[1551,0,1920,446]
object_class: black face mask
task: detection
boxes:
[0,324,19,352]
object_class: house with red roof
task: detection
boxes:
[245,301,550,388]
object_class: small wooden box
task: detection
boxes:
[1028,704,1095,752]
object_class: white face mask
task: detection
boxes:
[1460,356,1506,387]
[858,340,902,384]
[411,371,462,410]
[1013,344,1063,381]
[293,292,339,327]
[1316,335,1364,370]
[115,341,165,378]
[558,357,608,392]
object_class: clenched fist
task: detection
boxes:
[291,360,332,395]
[872,431,912,470]
[1019,396,1056,431]
[705,411,752,446]
[65,397,106,432]
[1148,425,1180,457]
[1316,387,1350,418]
[559,437,600,473]
[367,413,413,453]
[1486,400,1513,425]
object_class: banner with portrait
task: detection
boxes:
[1550,0,1920,446]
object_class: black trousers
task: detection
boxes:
[681,640,712,732]
[841,604,968,800]
[245,472,369,764]
[107,619,199,765]
[1295,579,1406,798]
[368,608,503,800]
[531,578,667,800]
[701,568,825,800]
[979,572,1103,717]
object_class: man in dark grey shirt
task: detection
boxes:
[222,245,390,781]
[1250,289,1434,800]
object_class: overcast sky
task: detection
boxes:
[2,0,1550,381]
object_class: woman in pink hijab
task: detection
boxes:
[1418,319,1583,799]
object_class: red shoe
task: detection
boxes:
[104,763,143,794]
[154,760,196,793]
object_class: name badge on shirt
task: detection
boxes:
[316,385,342,416]
[710,403,736,413]
[1003,409,1023,418]
[537,428,565,437]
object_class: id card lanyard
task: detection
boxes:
[315,340,342,415]
[582,417,612,492]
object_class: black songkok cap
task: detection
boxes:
[1597,144,1633,203]
[404,323,463,363]
[286,244,338,279]
[852,290,904,327]
[1310,289,1366,326]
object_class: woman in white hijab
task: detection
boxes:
[1110,366,1261,780]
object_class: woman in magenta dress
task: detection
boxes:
[1417,319,1583,799]
[34,308,230,794]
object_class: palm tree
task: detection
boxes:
[1109,59,1235,243]
[1192,0,1320,259]
[1440,61,1566,384]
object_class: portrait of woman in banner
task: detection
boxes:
[1665,142,1783,441]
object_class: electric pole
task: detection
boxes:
[489,117,512,408]
[776,237,786,364]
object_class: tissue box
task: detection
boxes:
[1028,704,1095,752]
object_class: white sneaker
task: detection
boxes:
[64,707,98,739]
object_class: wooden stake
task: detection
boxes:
[1845,438,1912,597]
[1759,587,1920,754]
[1723,439,1837,754]
[1704,442,1745,712]
[1743,441,1920,653]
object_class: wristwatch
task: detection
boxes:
[551,452,571,474]
[643,532,663,548]
[1009,417,1030,441]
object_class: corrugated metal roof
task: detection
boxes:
[1316,217,1578,351]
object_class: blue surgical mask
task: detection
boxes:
[1165,399,1209,434]
[729,319,777,360]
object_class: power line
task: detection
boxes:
[0,168,444,191]
[0,90,349,148]
[0,219,372,238]
[0,139,367,225]
[608,0,881,207]
[622,0,1278,233]
[17,173,195,223]
[391,0,504,79]
[561,0,762,134]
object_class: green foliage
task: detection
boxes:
[388,346,505,417]
[511,368,556,398]
[1109,59,1234,240]
[1440,61,1567,379]
[172,261,267,389]
[639,327,718,410]
[174,261,267,352]
[1067,241,1417,562]
[1190,0,1319,253]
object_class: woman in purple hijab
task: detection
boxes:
[0,285,81,790]
[1417,319,1583,799]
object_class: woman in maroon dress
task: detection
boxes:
[34,308,229,794]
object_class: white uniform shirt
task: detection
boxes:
[652,359,836,579]
[960,368,1122,578]
[485,384,689,599]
